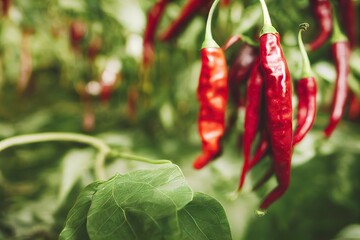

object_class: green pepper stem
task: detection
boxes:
[298,23,313,78]
[202,0,220,49]
[259,0,277,36]
[331,12,348,43]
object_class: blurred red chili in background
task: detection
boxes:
[160,0,212,41]
[338,0,357,49]
[143,0,169,67]
[324,15,350,137]
[307,0,333,51]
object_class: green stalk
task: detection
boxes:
[110,151,171,165]
[259,0,277,36]
[298,23,313,78]
[0,133,111,180]
[202,0,220,49]
[331,12,348,43]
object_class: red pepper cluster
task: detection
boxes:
[142,0,359,212]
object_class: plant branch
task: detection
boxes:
[0,132,111,180]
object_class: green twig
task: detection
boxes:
[0,133,111,180]
[110,151,172,165]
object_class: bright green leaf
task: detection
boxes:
[86,163,193,240]
[178,192,232,240]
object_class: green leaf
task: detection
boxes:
[86,163,193,240]
[57,149,94,206]
[178,192,232,240]
[59,181,101,240]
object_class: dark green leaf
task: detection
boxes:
[178,192,232,240]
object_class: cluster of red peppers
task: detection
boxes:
[142,0,358,212]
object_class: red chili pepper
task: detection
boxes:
[1,0,11,16]
[238,59,264,191]
[257,0,293,212]
[293,23,317,145]
[159,0,212,41]
[348,92,360,121]
[143,0,169,67]
[221,0,230,6]
[87,36,102,62]
[307,0,333,51]
[324,16,350,137]
[338,0,357,49]
[193,0,228,169]
[69,20,87,53]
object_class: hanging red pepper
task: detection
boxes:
[337,0,357,49]
[307,0,333,51]
[143,0,169,67]
[347,92,360,121]
[69,20,87,54]
[324,15,350,137]
[1,0,11,16]
[193,0,228,169]
[238,59,264,191]
[293,23,317,145]
[159,0,212,41]
[257,0,293,212]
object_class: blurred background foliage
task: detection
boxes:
[0,0,359,239]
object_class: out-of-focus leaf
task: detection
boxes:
[178,192,232,240]
[334,225,360,239]
[57,148,94,206]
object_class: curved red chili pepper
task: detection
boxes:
[338,0,357,49]
[193,0,228,169]
[257,0,293,212]
[143,0,169,67]
[238,59,264,191]
[307,0,333,51]
[248,130,269,170]
[324,16,350,137]
[293,77,317,144]
[293,24,317,145]
[159,0,212,41]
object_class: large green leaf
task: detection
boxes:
[178,192,232,240]
[59,181,101,240]
[86,163,193,240]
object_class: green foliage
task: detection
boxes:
[59,164,231,240]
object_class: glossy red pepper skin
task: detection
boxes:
[338,0,357,49]
[238,59,264,190]
[193,48,228,169]
[159,0,211,41]
[324,41,350,137]
[293,76,317,145]
[143,0,169,67]
[308,0,333,51]
[259,32,293,210]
